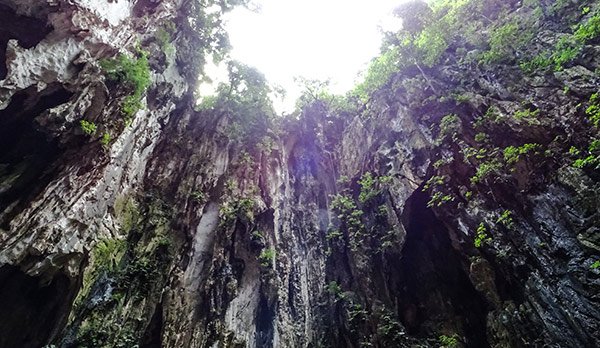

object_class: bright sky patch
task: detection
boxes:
[220,0,404,113]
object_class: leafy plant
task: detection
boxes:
[251,230,264,241]
[198,60,275,144]
[439,334,459,347]
[326,281,343,297]
[190,191,206,203]
[497,210,514,229]
[427,191,454,208]
[101,51,151,120]
[326,229,343,241]
[80,120,97,135]
[353,46,400,103]
[358,172,379,203]
[259,248,275,267]
[438,114,461,140]
[503,143,540,164]
[330,193,365,250]
[586,93,600,128]
[471,160,502,184]
[574,12,600,42]
[474,222,491,248]
[572,139,600,169]
[481,21,529,64]
[100,132,111,147]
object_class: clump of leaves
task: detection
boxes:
[358,172,378,203]
[197,60,275,144]
[471,160,502,184]
[101,50,151,120]
[572,139,600,169]
[326,281,343,297]
[438,114,461,141]
[503,143,540,164]
[439,334,459,347]
[80,120,97,135]
[586,93,600,128]
[497,210,514,229]
[480,21,526,64]
[190,191,206,203]
[474,222,491,248]
[100,132,111,147]
[259,248,275,267]
[330,193,365,250]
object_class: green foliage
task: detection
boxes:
[471,159,502,184]
[439,334,460,347]
[337,175,350,186]
[198,60,275,143]
[522,11,600,73]
[591,260,600,269]
[259,248,275,267]
[414,24,449,66]
[155,24,175,55]
[326,229,343,241]
[474,132,488,142]
[497,210,514,229]
[572,139,600,169]
[375,308,405,343]
[93,238,127,274]
[474,106,502,128]
[553,37,580,70]
[427,191,454,208]
[481,21,523,64]
[190,191,206,203]
[503,143,541,164]
[474,222,491,248]
[353,46,400,103]
[220,196,255,223]
[424,175,454,207]
[424,175,446,190]
[294,77,355,113]
[80,120,97,135]
[438,114,461,140]
[326,281,343,297]
[101,51,151,120]
[330,193,365,250]
[358,172,378,203]
[100,132,111,147]
[519,54,553,73]
[465,190,473,200]
[114,195,140,234]
[514,108,540,120]
[251,230,264,241]
[586,93,600,128]
[574,12,600,42]
[238,150,253,165]
[257,136,275,154]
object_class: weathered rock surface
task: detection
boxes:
[0,0,599,348]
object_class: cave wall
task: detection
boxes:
[0,0,598,348]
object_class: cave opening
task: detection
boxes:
[0,265,77,348]
[396,189,490,347]
[0,84,73,224]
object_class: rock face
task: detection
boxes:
[0,0,599,347]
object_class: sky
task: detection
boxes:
[201,0,405,114]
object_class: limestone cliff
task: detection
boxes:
[0,0,599,347]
